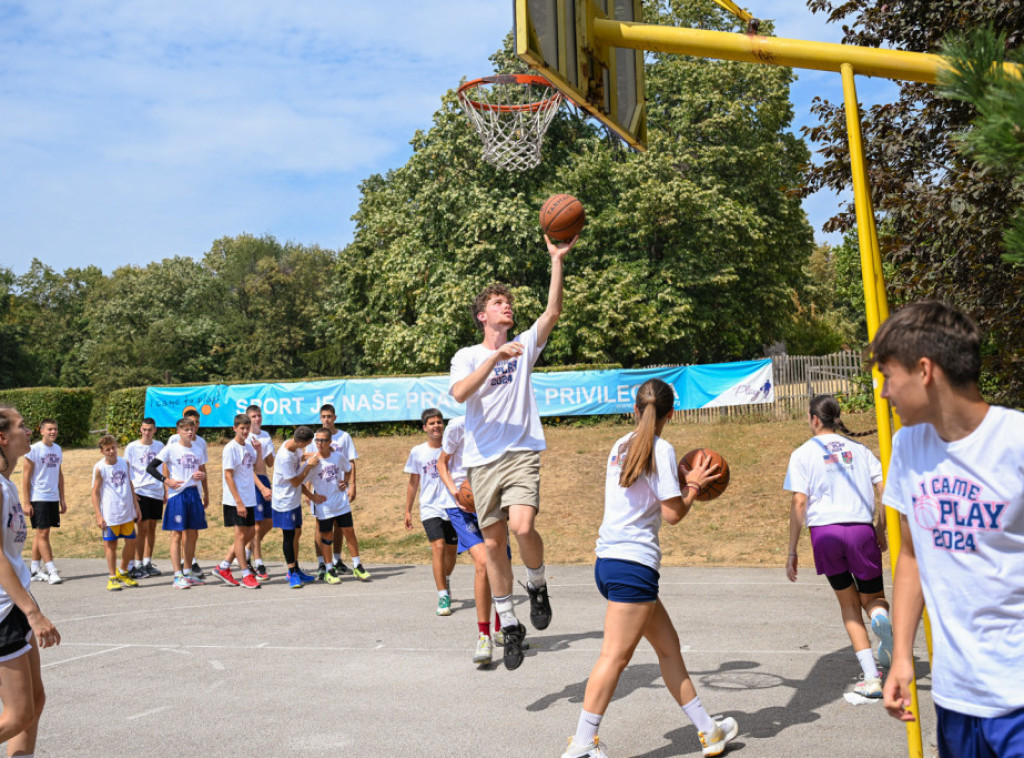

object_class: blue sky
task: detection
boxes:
[0,1,898,276]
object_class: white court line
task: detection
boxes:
[42,644,129,669]
[128,705,171,721]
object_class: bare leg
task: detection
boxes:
[104,540,117,576]
[642,600,698,706]
[0,641,45,754]
[467,543,492,624]
[253,520,272,563]
[340,526,360,559]
[169,532,183,572]
[429,539,448,590]
[120,538,135,572]
[507,504,543,570]
[481,519,514,597]
[581,600,657,714]
[183,529,198,568]
[34,528,54,564]
[835,585,872,652]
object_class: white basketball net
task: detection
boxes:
[458,74,564,172]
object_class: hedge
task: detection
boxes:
[0,387,94,446]
[106,363,624,443]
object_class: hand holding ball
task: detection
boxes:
[540,194,586,242]
[678,448,730,501]
[456,481,476,512]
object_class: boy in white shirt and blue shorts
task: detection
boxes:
[91,436,142,591]
[213,414,261,590]
[271,426,320,589]
[124,418,165,578]
[875,301,1024,757]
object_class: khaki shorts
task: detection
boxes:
[467,450,541,529]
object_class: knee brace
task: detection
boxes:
[320,536,333,546]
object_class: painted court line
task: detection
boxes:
[41,645,129,669]
[128,705,172,721]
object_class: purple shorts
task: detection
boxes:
[809,522,882,580]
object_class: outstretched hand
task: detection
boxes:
[545,233,578,260]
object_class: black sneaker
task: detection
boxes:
[333,560,351,575]
[316,565,327,582]
[191,562,205,580]
[526,583,552,630]
[502,624,527,670]
[145,563,162,577]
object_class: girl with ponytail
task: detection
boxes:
[561,379,738,758]
[784,394,892,700]
[0,404,60,755]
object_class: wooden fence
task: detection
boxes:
[667,350,865,424]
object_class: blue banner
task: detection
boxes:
[144,360,773,427]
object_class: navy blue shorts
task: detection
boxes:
[162,488,207,532]
[594,557,660,603]
[936,704,1024,758]
[254,475,272,521]
[446,507,484,553]
[272,506,302,530]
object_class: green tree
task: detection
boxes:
[803,0,1024,403]
[0,267,34,389]
[327,1,816,372]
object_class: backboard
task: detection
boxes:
[514,0,647,151]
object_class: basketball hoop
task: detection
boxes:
[457,74,564,171]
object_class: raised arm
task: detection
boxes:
[535,234,578,346]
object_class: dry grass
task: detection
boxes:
[13,413,881,568]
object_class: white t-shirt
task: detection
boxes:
[405,442,454,522]
[308,450,352,519]
[448,323,547,468]
[0,475,31,624]
[154,442,204,497]
[441,416,467,487]
[883,405,1024,718]
[784,434,883,527]
[250,429,274,474]
[272,445,308,512]
[595,433,682,572]
[167,433,208,465]
[93,457,135,527]
[221,438,258,508]
[25,441,62,501]
[124,439,165,499]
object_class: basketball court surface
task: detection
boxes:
[30,561,936,756]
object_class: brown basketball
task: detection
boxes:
[539,193,586,242]
[678,448,730,501]
[456,481,476,512]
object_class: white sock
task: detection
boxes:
[681,696,716,735]
[143,557,152,566]
[494,594,518,628]
[318,557,326,567]
[353,557,362,567]
[526,563,546,589]
[438,590,449,599]
[45,561,57,574]
[128,560,136,570]
[572,709,602,747]
[245,548,252,562]
[333,552,341,563]
[242,569,252,578]
[220,560,231,570]
[856,648,880,679]
[870,607,889,622]
[183,569,192,577]
[31,560,40,573]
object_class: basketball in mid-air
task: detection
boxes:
[456,481,475,512]
[539,193,586,242]
[678,448,730,501]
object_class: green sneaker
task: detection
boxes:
[436,594,452,616]
[324,567,342,585]
[352,564,371,581]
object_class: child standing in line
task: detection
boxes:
[91,436,142,591]
[271,426,321,589]
[166,409,210,578]
[246,404,275,580]
[306,427,352,585]
[404,409,458,617]
[561,379,737,758]
[22,419,67,585]
[212,414,261,590]
[147,418,208,590]
[124,418,165,578]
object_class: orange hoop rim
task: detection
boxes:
[457,74,563,113]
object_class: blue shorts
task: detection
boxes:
[102,522,136,541]
[937,704,1024,758]
[254,475,272,521]
[162,488,207,532]
[594,557,660,603]
[272,506,303,530]
[446,507,484,553]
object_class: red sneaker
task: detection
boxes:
[213,567,239,587]
[240,574,261,589]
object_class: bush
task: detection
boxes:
[0,387,94,445]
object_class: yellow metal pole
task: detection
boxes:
[841,63,924,758]
[709,0,753,24]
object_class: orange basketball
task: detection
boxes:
[539,193,586,242]
[678,448,730,501]
[456,481,476,512]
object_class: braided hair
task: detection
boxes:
[809,395,875,438]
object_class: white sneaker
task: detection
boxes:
[31,570,49,583]
[473,633,493,665]
[699,717,739,757]
[853,675,882,699]
[561,736,609,758]
[47,569,63,585]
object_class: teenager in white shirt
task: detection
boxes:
[874,301,1024,757]
[561,379,736,758]
[272,426,321,589]
[212,415,261,590]
[124,418,165,578]
[165,409,210,578]
[245,405,275,579]
[784,394,892,699]
[448,233,576,670]
[21,419,66,585]
[306,427,352,584]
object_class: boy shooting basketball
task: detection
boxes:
[448,232,577,670]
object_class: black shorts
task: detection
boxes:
[137,496,164,522]
[422,517,458,545]
[223,504,256,528]
[29,501,60,529]
[317,513,353,534]
[0,606,33,662]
